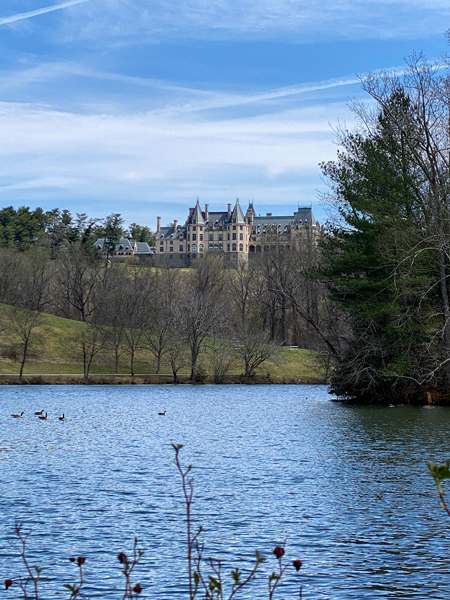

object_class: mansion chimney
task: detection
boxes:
[205,204,209,220]
[228,203,232,217]
[173,219,178,230]
[157,216,161,233]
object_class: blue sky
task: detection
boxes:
[0,0,449,231]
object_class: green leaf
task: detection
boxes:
[428,461,450,482]
[231,568,241,585]
[208,576,221,592]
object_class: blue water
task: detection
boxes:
[0,384,449,599]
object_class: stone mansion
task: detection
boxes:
[156,198,319,263]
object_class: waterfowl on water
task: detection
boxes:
[59,414,66,421]
[11,412,24,418]
[38,413,48,420]
[158,410,166,416]
[34,410,44,416]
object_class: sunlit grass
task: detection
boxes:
[0,303,325,382]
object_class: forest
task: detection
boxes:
[0,206,328,383]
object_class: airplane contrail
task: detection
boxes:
[0,0,89,26]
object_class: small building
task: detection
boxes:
[94,238,154,260]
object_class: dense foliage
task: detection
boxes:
[0,206,155,253]
[321,52,450,402]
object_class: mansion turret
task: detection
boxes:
[156,199,319,264]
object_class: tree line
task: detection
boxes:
[0,230,327,382]
[0,206,155,255]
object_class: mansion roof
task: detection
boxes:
[157,200,316,240]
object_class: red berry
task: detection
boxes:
[69,557,76,563]
[273,546,285,559]
[133,583,143,594]
[292,559,303,571]
[77,557,86,567]
[4,579,13,590]
[117,552,128,564]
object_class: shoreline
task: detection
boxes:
[0,374,326,385]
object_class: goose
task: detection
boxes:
[11,411,24,418]
[38,413,48,421]
[34,410,44,416]
[158,410,166,416]
[59,414,66,421]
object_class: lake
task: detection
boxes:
[0,384,449,599]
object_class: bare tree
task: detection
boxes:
[121,269,150,376]
[6,251,53,382]
[53,246,103,321]
[77,322,110,381]
[227,259,258,329]
[236,326,277,378]
[96,267,129,372]
[175,255,230,381]
[166,330,189,384]
[143,267,182,373]
[205,340,236,383]
[0,248,21,305]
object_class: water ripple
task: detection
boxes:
[0,385,449,598]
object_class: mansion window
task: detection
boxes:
[179,245,183,252]
[192,244,197,252]
[239,233,243,240]
[200,234,203,241]
[232,243,237,252]
[209,234,214,241]
[232,233,237,240]
[199,244,203,252]
[159,247,164,252]
[239,244,243,252]
[193,234,197,241]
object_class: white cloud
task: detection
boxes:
[0,82,355,226]
[0,0,89,27]
[59,0,450,43]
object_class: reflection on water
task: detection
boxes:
[0,385,449,599]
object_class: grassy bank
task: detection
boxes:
[0,304,326,384]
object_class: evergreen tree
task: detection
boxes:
[321,89,439,402]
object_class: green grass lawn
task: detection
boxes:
[0,304,326,382]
